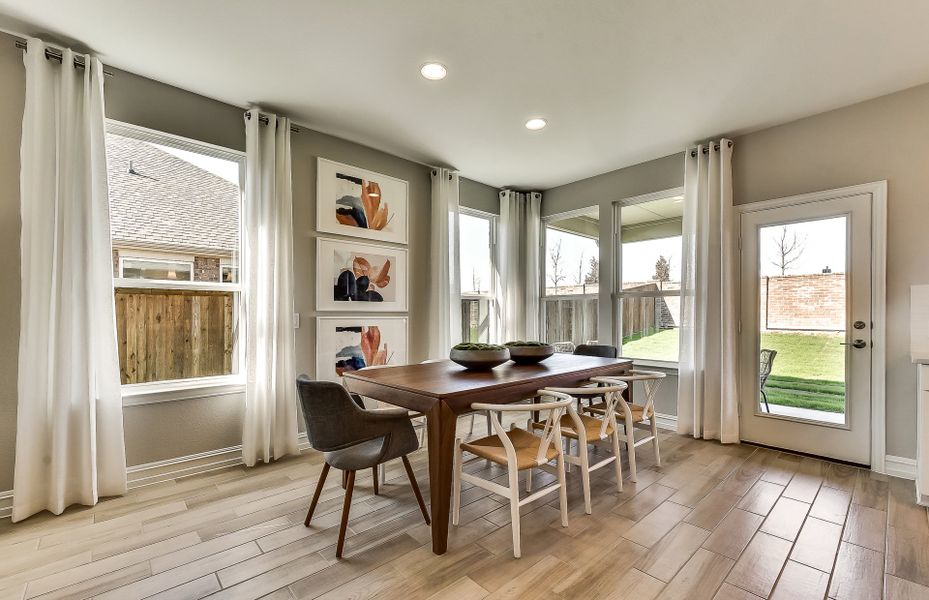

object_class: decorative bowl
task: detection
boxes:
[504,341,556,365]
[449,343,511,370]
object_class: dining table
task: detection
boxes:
[341,352,633,555]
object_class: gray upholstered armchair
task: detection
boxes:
[296,375,430,558]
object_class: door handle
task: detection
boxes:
[839,339,867,349]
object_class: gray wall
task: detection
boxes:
[460,177,500,215]
[0,31,499,489]
[542,82,929,460]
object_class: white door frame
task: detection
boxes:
[735,181,887,473]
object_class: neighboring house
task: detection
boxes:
[106,133,240,283]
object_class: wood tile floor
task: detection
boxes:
[2,421,928,600]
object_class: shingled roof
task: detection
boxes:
[106,133,240,256]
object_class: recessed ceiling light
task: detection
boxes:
[671,195,684,203]
[420,63,447,80]
[525,118,547,131]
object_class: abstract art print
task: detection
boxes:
[316,158,408,244]
[316,238,408,312]
[316,317,408,382]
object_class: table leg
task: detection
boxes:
[425,400,457,555]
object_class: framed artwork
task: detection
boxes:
[316,157,409,245]
[316,317,408,382]
[316,238,408,312]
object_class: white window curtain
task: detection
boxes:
[677,139,739,443]
[496,190,542,342]
[13,39,127,522]
[242,109,299,467]
[427,168,462,358]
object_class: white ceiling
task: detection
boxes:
[2,1,929,190]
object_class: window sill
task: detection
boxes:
[122,376,245,407]
[620,358,680,373]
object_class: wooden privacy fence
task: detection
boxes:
[115,288,235,384]
[543,295,599,346]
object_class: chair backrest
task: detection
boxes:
[545,382,627,440]
[759,349,777,386]
[573,344,618,358]
[472,391,573,466]
[296,375,375,452]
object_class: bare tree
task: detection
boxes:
[471,268,482,294]
[548,238,565,288]
[574,251,585,285]
[654,255,671,290]
[585,255,600,284]
[770,226,806,275]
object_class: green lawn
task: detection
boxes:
[621,328,846,413]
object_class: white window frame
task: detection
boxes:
[613,187,684,369]
[107,119,246,404]
[459,207,497,343]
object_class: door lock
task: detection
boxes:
[840,339,868,349]
[853,320,867,330]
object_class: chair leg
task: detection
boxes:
[507,466,521,558]
[341,470,347,489]
[468,413,476,436]
[378,462,387,485]
[556,449,569,527]
[401,455,431,525]
[625,420,638,483]
[761,389,770,413]
[650,417,661,467]
[611,430,624,492]
[579,442,592,515]
[525,467,533,493]
[372,466,379,495]
[336,470,355,559]
[485,413,492,436]
[452,442,463,526]
[304,462,331,526]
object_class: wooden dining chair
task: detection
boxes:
[529,381,627,514]
[451,391,572,558]
[589,371,666,482]
[297,376,430,558]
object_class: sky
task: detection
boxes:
[545,228,599,287]
[460,213,493,294]
[153,142,241,185]
[758,216,847,276]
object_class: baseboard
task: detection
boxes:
[0,490,11,519]
[127,432,311,489]
[884,455,917,480]
[654,412,677,432]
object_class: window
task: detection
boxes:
[458,210,495,342]
[120,257,194,281]
[542,209,599,347]
[616,190,684,363]
[106,121,244,387]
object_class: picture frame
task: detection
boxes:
[315,316,409,382]
[316,237,408,312]
[316,157,409,245]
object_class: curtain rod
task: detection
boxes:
[245,111,300,134]
[14,39,115,76]
[689,140,733,157]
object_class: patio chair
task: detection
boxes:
[760,349,777,413]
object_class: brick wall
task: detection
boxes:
[194,256,220,282]
[760,273,845,331]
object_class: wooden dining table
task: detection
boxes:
[342,353,633,555]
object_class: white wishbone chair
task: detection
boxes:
[589,371,666,482]
[531,381,627,514]
[452,391,572,558]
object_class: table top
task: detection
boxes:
[342,353,632,399]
